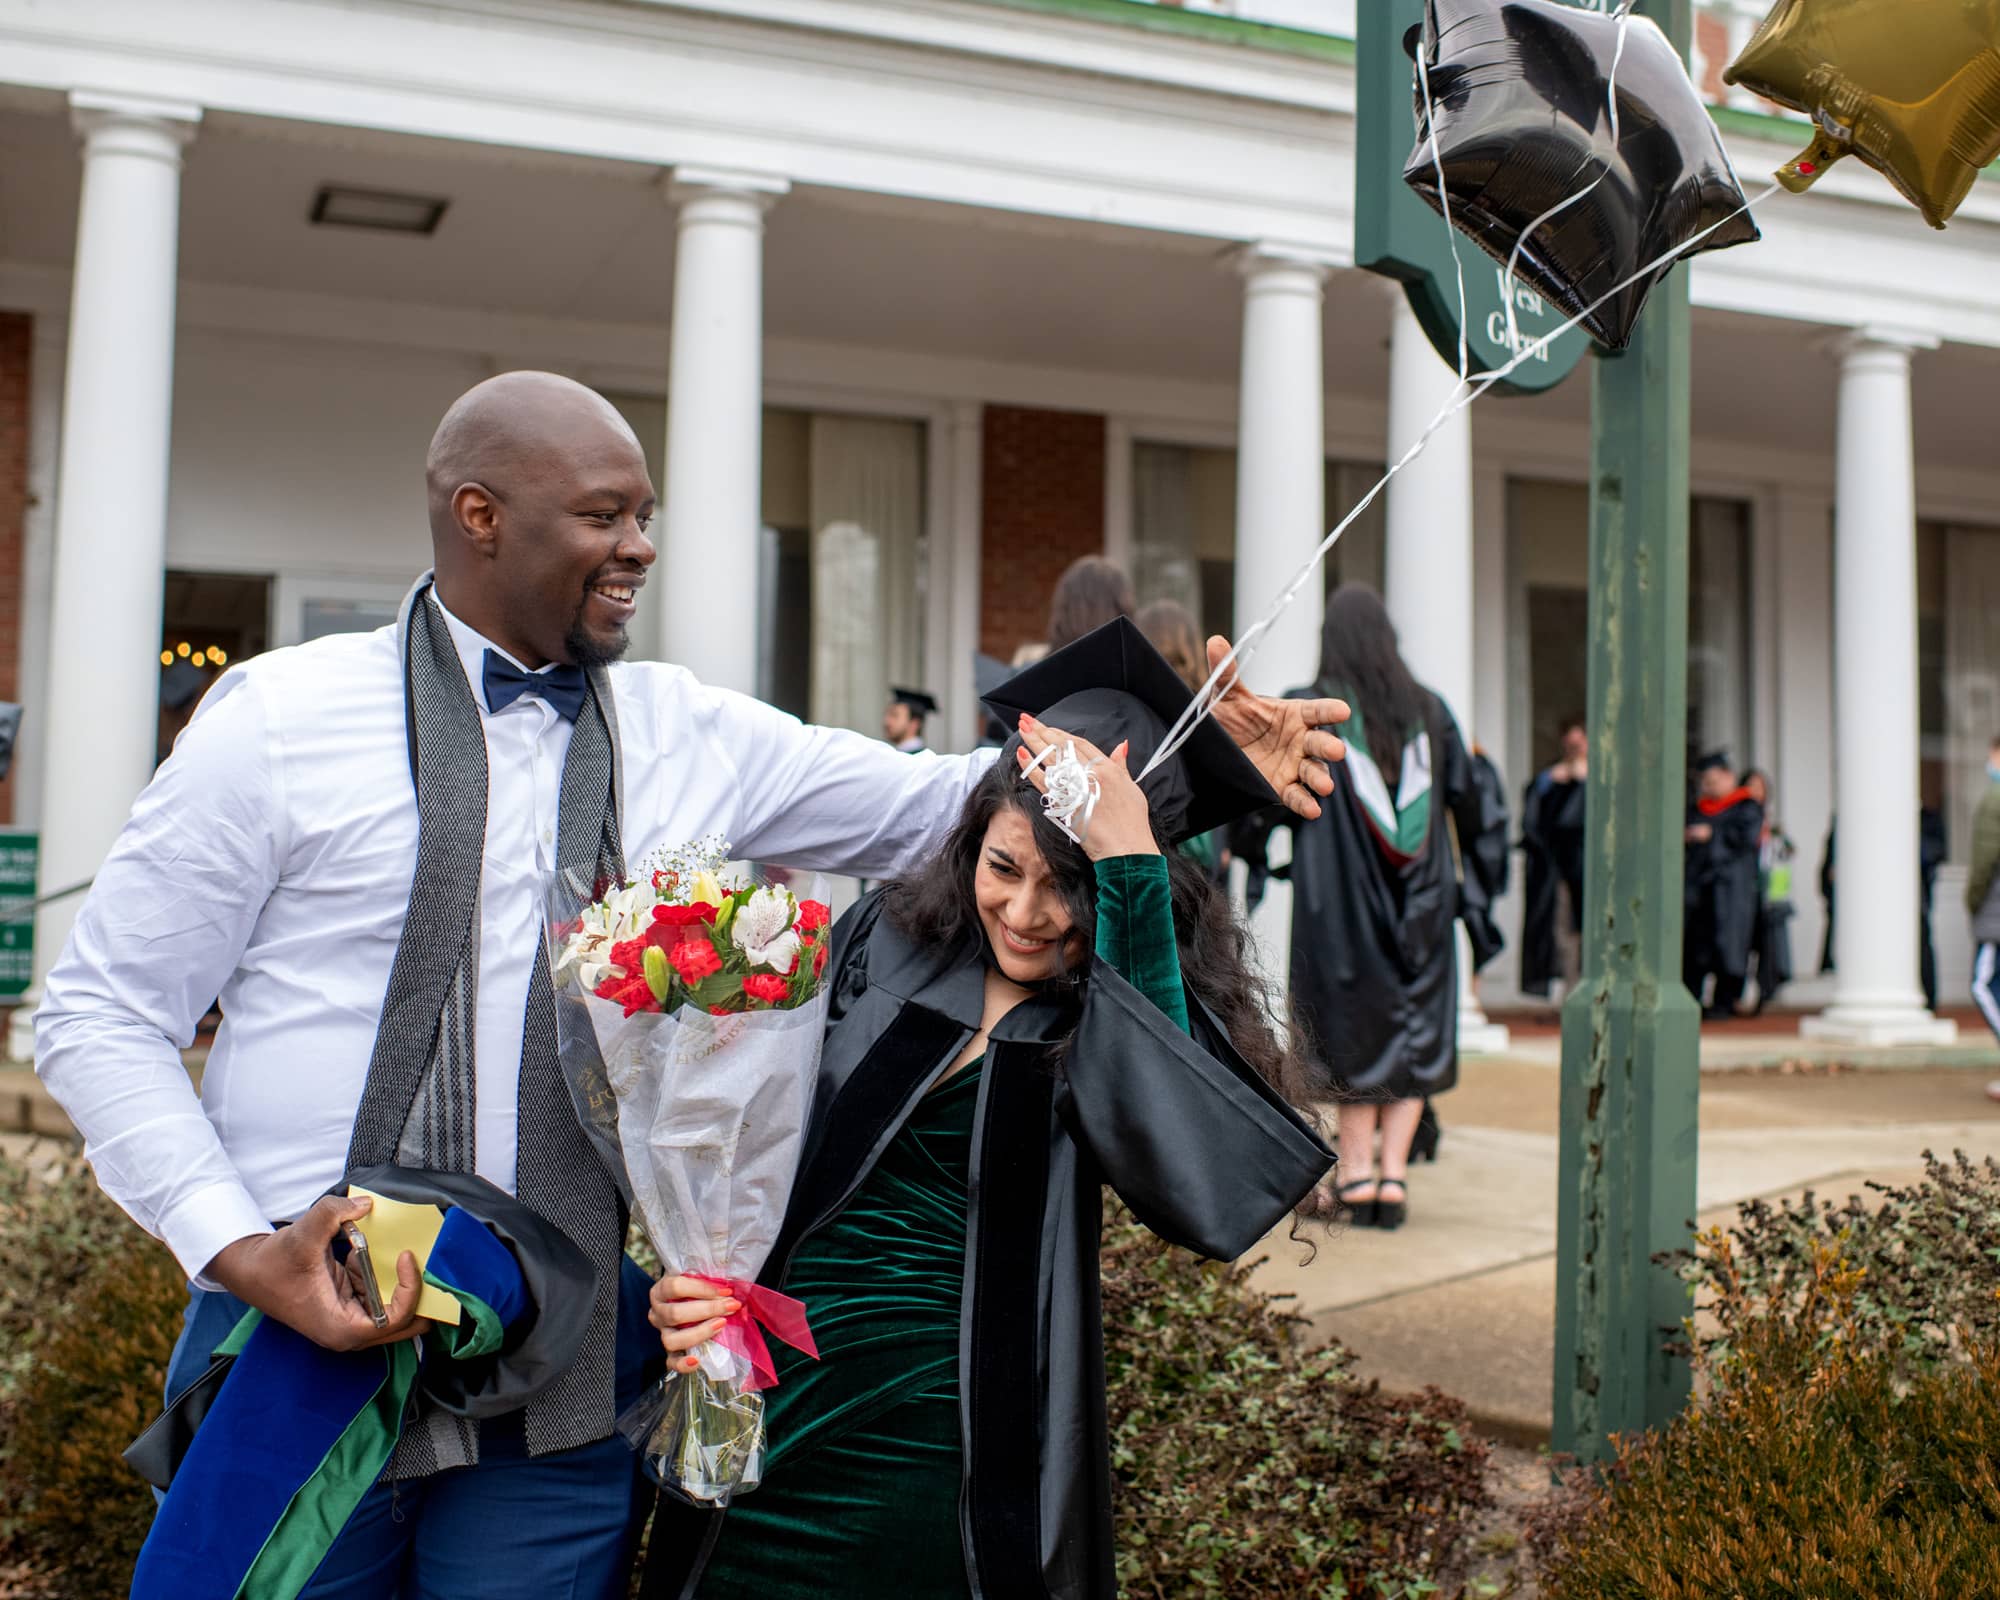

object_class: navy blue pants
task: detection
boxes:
[160,1257,660,1600]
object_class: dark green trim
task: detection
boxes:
[972,0,1354,63]
[1709,103,1809,144]
[1712,102,1997,183]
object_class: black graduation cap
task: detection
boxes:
[889,686,938,719]
[981,616,1277,843]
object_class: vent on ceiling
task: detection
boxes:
[309,185,449,235]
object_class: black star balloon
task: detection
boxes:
[1402,0,1761,351]
[1725,0,2000,229]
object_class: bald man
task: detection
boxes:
[36,373,1345,1597]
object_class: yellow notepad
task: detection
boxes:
[349,1185,462,1327]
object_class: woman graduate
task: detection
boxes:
[639,618,1335,1600]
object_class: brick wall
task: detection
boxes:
[0,313,29,825]
[1693,11,1731,101]
[977,404,1106,660]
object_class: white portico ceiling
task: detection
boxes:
[2,99,1997,484]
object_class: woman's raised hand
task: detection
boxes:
[648,1274,742,1375]
[1015,715,1159,862]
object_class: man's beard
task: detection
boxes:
[564,605,630,670]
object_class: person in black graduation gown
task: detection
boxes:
[881,687,937,753]
[1683,753,1764,1018]
[1256,586,1486,1230]
[639,619,1335,1600]
[1520,722,1588,998]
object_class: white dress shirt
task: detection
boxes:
[37,595,992,1285]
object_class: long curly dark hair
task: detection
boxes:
[888,749,1320,1110]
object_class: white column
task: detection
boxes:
[660,166,787,695]
[13,93,198,1064]
[944,399,984,752]
[1230,244,1332,691]
[1803,329,1955,1046]
[1230,244,1332,998]
[1382,290,1508,1052]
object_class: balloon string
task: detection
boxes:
[1411,16,1473,382]
[1138,176,1786,786]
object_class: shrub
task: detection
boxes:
[1663,1148,2000,1378]
[1102,1199,1494,1599]
[0,1148,185,1595]
[1530,1197,2000,1599]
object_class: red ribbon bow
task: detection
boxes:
[687,1275,819,1393]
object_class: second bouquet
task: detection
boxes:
[548,838,830,1506]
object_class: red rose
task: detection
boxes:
[742,973,788,1005]
[796,900,831,933]
[670,938,723,986]
[654,903,718,927]
[812,942,829,978]
[595,970,661,1018]
[709,1004,733,1017]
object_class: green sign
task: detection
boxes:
[0,830,36,1000]
[1354,0,1591,395]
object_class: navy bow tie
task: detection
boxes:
[482,650,588,721]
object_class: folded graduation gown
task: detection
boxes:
[131,1207,526,1600]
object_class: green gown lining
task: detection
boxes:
[698,854,1187,1600]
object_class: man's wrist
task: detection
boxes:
[202,1231,275,1303]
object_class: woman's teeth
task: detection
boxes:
[1002,925,1052,953]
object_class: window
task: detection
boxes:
[1507,479,1754,780]
[1919,520,2000,861]
[1129,441,1387,648]
[603,396,928,731]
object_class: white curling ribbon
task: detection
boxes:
[1023,739,1102,848]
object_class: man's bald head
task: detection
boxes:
[424,371,657,670]
[425,372,642,546]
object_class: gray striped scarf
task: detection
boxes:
[344,574,626,1476]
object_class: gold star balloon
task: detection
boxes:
[1724,0,2000,228]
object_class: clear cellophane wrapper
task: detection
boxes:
[549,866,829,1507]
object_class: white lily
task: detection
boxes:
[730,885,801,974]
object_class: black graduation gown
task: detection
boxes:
[1280,686,1483,1100]
[1683,795,1763,987]
[1519,773,1587,998]
[1458,751,1512,972]
[644,891,1333,1600]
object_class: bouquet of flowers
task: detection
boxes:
[547,837,831,1506]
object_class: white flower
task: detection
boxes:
[555,881,654,990]
[730,885,801,974]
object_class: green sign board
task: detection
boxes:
[0,830,36,1000]
[1354,0,1591,395]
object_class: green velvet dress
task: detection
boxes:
[698,855,1188,1600]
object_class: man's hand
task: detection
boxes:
[204,1194,432,1352]
[1204,636,1348,820]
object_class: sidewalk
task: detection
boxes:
[1249,1035,2000,1444]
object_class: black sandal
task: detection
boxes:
[1373,1178,1408,1231]
[1335,1178,1381,1228]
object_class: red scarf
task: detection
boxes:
[1696,788,1753,817]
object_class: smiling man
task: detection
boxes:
[35,371,1346,1598]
